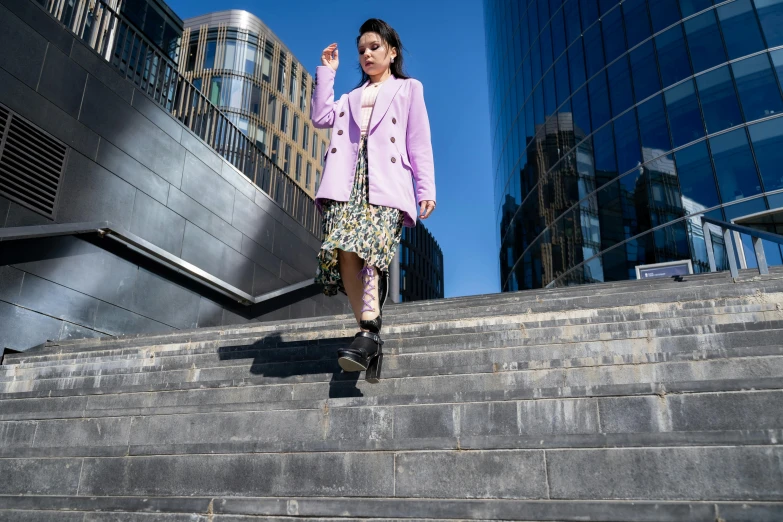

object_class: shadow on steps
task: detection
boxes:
[216,333,365,398]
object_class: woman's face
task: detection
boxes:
[358,32,397,76]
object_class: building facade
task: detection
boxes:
[181,11,330,197]
[485,0,783,290]
[399,222,445,302]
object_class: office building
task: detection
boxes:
[485,0,783,290]
[399,222,445,302]
[181,11,331,197]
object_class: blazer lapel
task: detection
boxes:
[369,76,404,134]
[348,84,365,130]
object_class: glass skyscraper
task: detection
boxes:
[485,0,783,290]
[181,11,331,197]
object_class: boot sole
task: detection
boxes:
[338,355,368,372]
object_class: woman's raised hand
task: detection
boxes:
[321,43,339,71]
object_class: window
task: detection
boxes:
[280,105,289,133]
[655,25,692,88]
[649,0,681,32]
[300,72,308,112]
[637,94,671,153]
[204,40,216,69]
[271,134,280,165]
[584,24,605,78]
[664,80,704,148]
[580,0,600,28]
[223,40,235,70]
[710,128,763,202]
[749,117,783,192]
[565,44,585,93]
[289,63,298,102]
[613,109,641,175]
[303,124,310,150]
[186,42,197,71]
[277,52,286,93]
[678,0,713,17]
[602,6,626,64]
[684,10,727,74]
[565,0,582,46]
[249,84,261,115]
[321,141,326,165]
[312,132,318,159]
[630,41,660,103]
[262,42,273,82]
[267,94,277,124]
[717,0,765,59]
[306,162,312,187]
[292,114,299,142]
[695,66,742,134]
[228,76,242,109]
[675,141,720,210]
[756,0,783,48]
[588,71,610,130]
[552,7,567,59]
[315,169,321,190]
[209,76,222,106]
[623,0,652,48]
[255,124,266,154]
[608,56,633,117]
[284,144,291,174]
[555,55,571,106]
[295,153,302,181]
[733,54,783,122]
[245,43,257,75]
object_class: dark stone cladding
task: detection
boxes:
[0,0,347,351]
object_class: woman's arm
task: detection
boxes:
[311,66,338,129]
[406,80,436,206]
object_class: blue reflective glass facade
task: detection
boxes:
[485,0,783,290]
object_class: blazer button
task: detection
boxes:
[331,148,337,153]
[391,157,397,163]
[338,130,343,135]
[390,137,396,143]
[339,112,345,117]
[392,117,397,124]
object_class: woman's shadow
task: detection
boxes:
[217,333,366,398]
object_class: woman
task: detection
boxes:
[311,18,436,383]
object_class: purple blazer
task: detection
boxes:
[311,66,435,227]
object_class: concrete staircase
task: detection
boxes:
[0,270,782,521]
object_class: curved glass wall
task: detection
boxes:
[485,0,783,291]
[182,11,330,197]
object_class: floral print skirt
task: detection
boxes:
[316,137,404,297]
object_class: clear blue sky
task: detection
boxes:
[167,0,500,298]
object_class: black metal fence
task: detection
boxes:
[35,0,322,237]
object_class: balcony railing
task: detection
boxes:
[35,0,322,237]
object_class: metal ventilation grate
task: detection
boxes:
[0,104,67,218]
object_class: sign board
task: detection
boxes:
[635,260,694,280]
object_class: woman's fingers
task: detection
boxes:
[419,201,436,219]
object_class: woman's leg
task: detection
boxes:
[338,249,380,329]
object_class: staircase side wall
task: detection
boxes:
[0,0,347,351]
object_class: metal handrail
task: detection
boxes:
[0,222,319,311]
[701,216,782,278]
[34,0,322,237]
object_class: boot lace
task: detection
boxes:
[358,265,376,314]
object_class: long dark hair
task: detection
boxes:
[355,18,410,87]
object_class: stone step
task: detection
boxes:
[7,299,780,372]
[1,318,781,389]
[0,388,780,457]
[1,338,781,402]
[0,495,780,522]
[16,274,783,360]
[5,301,781,376]
[0,446,781,501]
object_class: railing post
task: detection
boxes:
[723,227,739,278]
[753,237,769,275]
[389,247,401,304]
[703,220,717,272]
[734,231,748,269]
